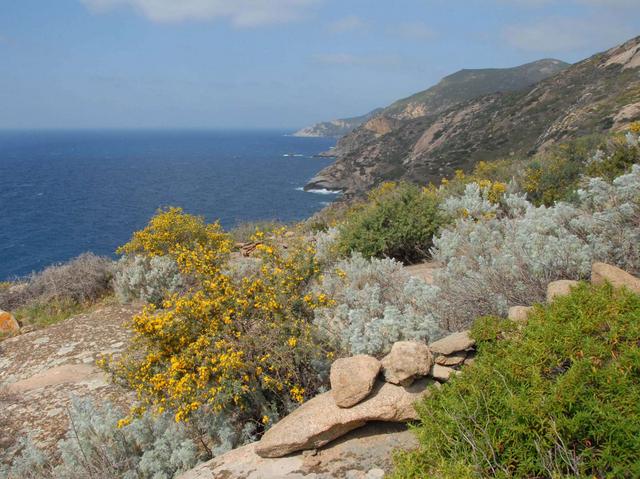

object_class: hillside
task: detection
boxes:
[306,36,640,195]
[292,108,383,138]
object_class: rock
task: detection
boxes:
[179,422,417,479]
[255,379,432,458]
[435,352,466,367]
[508,306,533,323]
[381,341,433,386]
[429,331,474,356]
[430,364,457,381]
[331,355,381,408]
[0,303,139,462]
[591,262,640,294]
[546,280,579,302]
[366,469,386,479]
[0,310,19,334]
[403,261,442,285]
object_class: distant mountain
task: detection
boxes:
[306,37,640,195]
[316,59,569,158]
[292,108,383,138]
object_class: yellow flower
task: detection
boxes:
[261,415,270,425]
[287,337,298,348]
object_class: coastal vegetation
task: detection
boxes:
[2,123,639,478]
[392,283,640,478]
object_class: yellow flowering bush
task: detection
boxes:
[117,207,228,258]
[105,209,330,427]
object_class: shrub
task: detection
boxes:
[429,165,640,331]
[0,253,113,310]
[117,207,228,259]
[336,182,446,264]
[114,255,185,306]
[313,253,442,357]
[105,213,330,426]
[228,220,286,244]
[313,227,341,266]
[392,283,640,478]
[585,131,640,181]
[1,398,200,479]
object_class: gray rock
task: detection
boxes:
[255,379,433,458]
[591,262,640,294]
[429,331,474,356]
[546,280,579,302]
[331,355,381,408]
[381,341,433,386]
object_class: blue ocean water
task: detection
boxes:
[0,130,337,280]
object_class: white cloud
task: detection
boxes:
[80,0,320,27]
[327,15,367,33]
[388,22,435,40]
[503,16,634,53]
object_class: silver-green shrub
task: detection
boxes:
[114,255,184,305]
[1,398,199,479]
[430,165,640,330]
[313,253,441,357]
[0,253,113,311]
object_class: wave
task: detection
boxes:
[296,187,342,195]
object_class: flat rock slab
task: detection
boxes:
[0,302,140,461]
[255,379,432,458]
[178,422,418,479]
[429,331,474,356]
[435,352,466,367]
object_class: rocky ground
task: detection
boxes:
[0,302,140,461]
[179,422,415,479]
[0,262,441,476]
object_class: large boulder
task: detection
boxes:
[178,422,417,479]
[331,355,381,408]
[255,379,433,458]
[591,262,640,294]
[381,341,433,386]
[0,310,19,334]
[429,331,474,356]
[546,280,579,302]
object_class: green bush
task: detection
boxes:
[336,182,446,264]
[392,283,640,478]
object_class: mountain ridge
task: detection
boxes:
[292,108,383,138]
[306,37,640,195]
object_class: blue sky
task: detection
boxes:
[1,0,639,129]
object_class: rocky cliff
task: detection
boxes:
[293,108,383,138]
[306,37,640,195]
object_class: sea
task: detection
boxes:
[0,130,337,280]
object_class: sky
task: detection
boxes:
[0,0,639,130]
